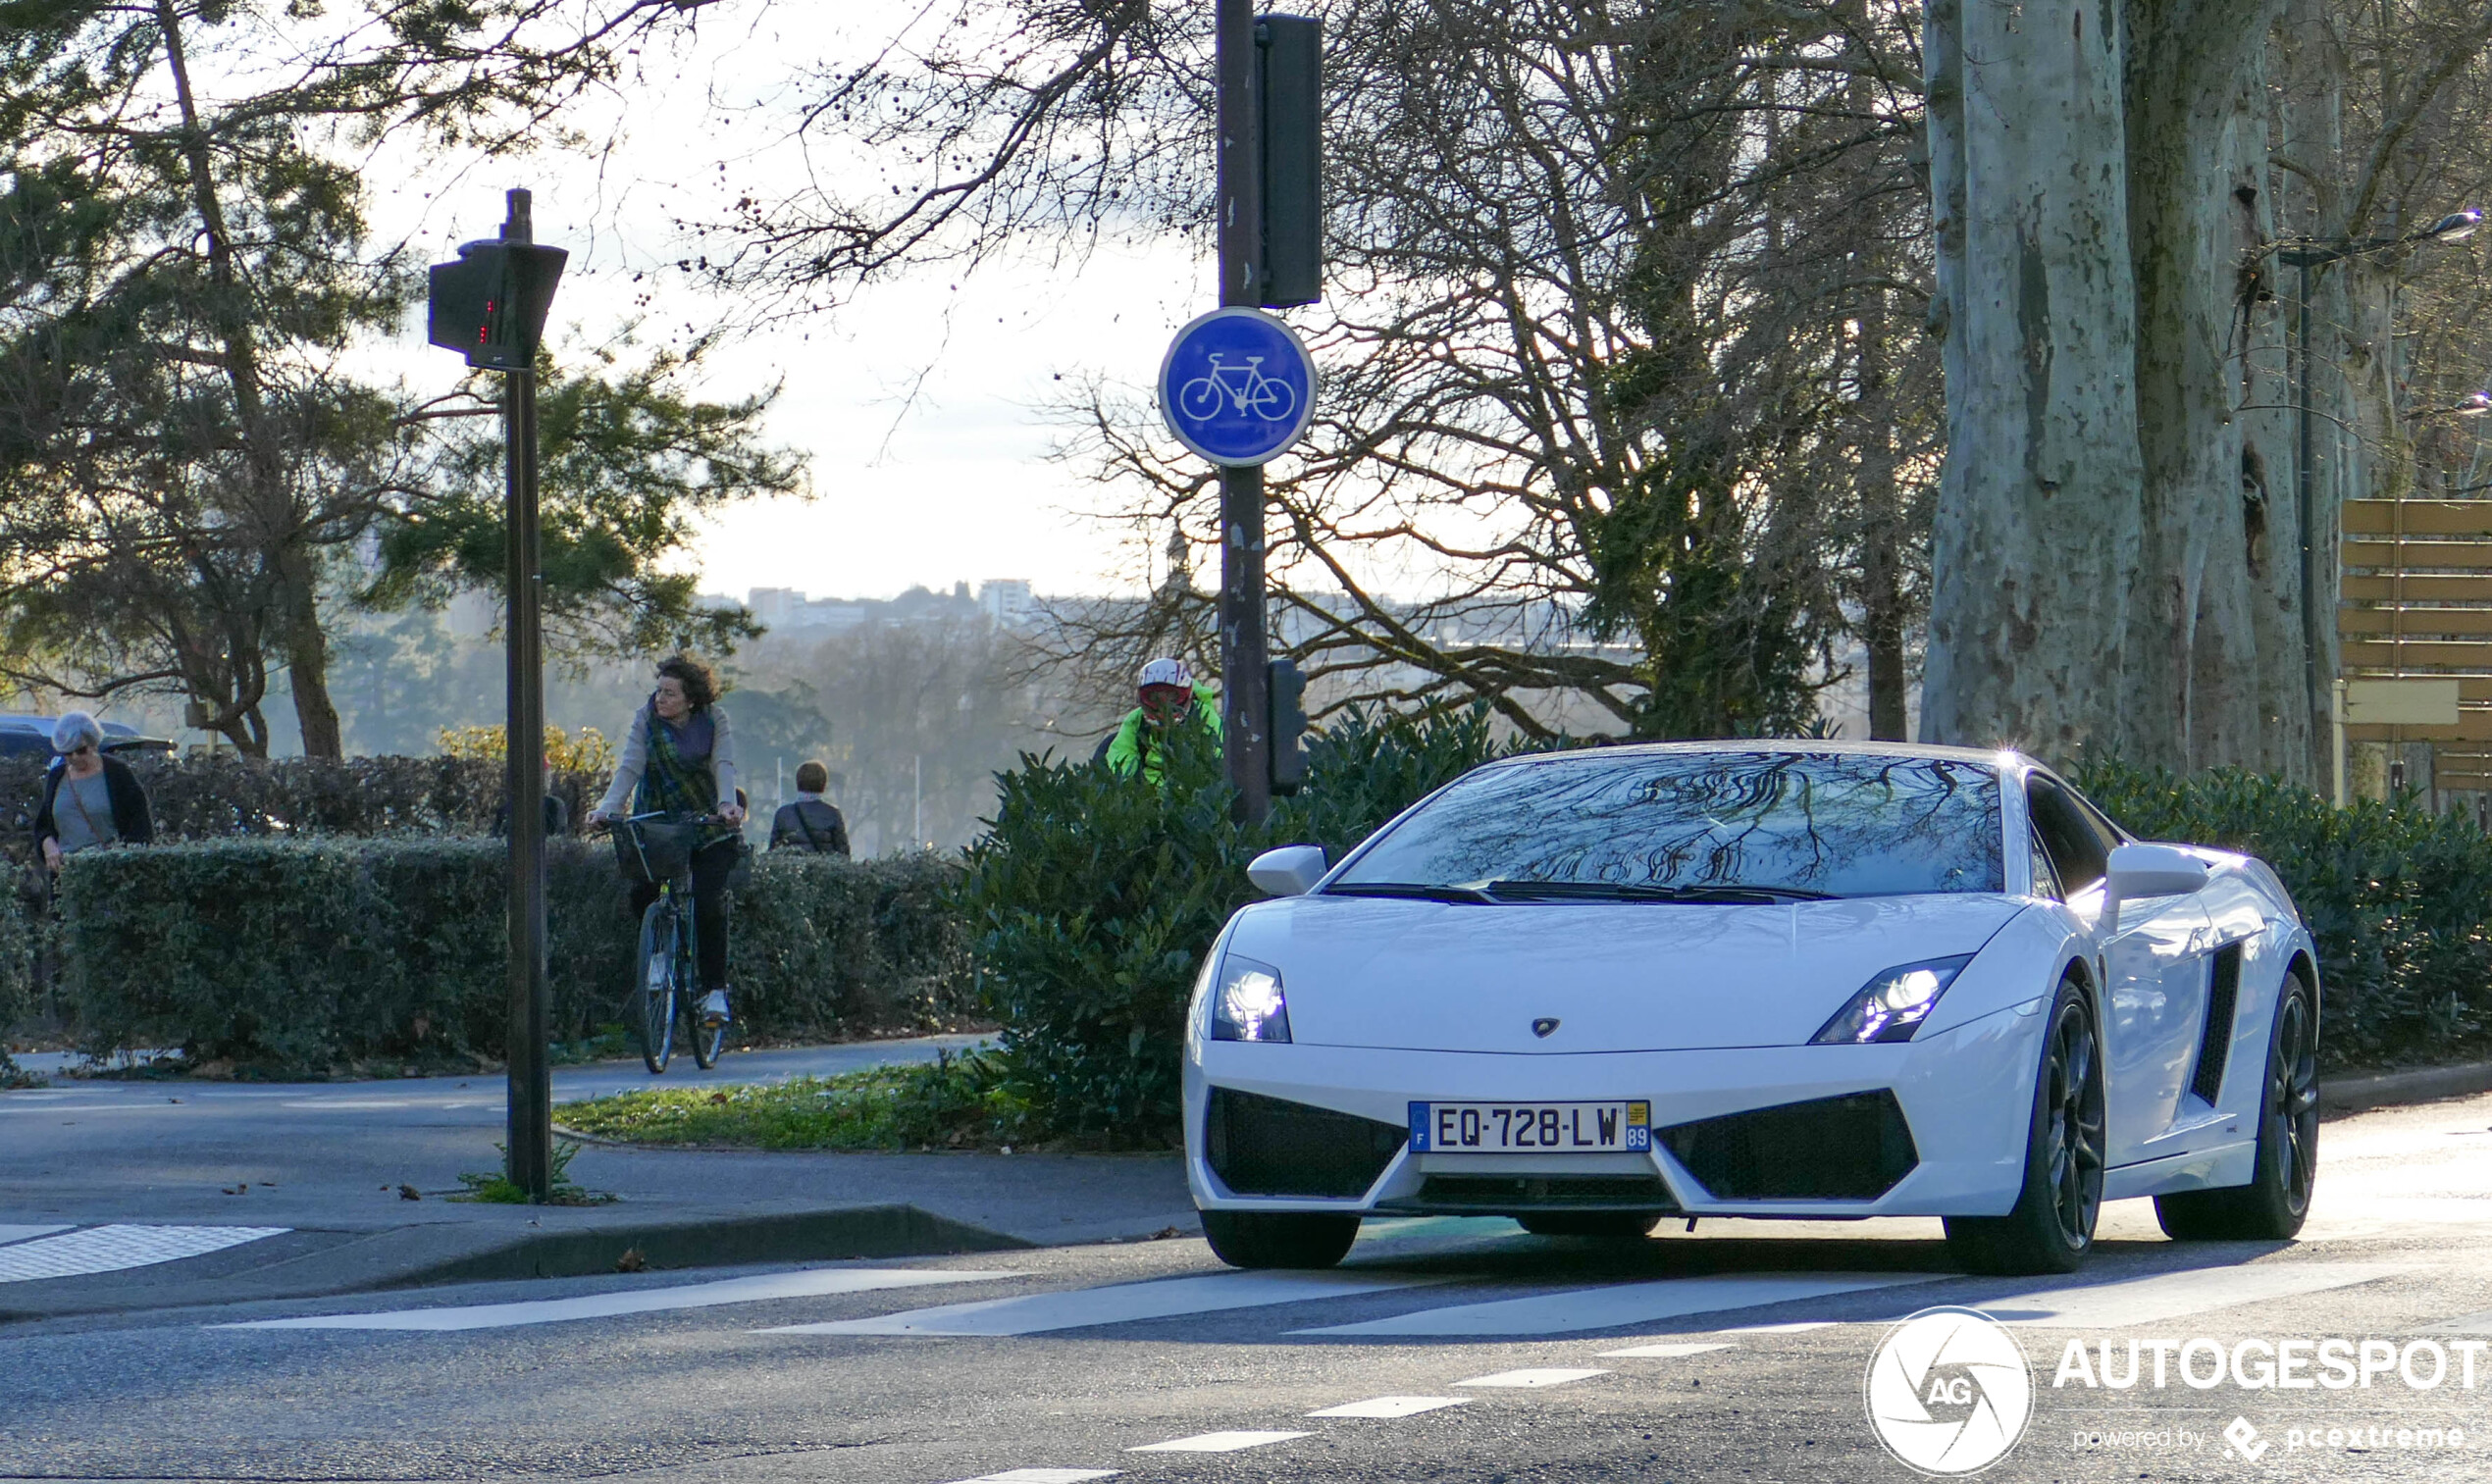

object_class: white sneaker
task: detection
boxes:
[700,990,731,1026]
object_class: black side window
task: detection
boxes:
[2027,778,2109,895]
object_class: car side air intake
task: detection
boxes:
[1660,1090,1920,1201]
[1205,1087,1408,1199]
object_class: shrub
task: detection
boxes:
[959,709,1519,1144]
[0,752,605,845]
[0,878,31,1074]
[58,838,969,1075]
[2075,760,2492,1072]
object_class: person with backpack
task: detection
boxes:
[769,760,851,856]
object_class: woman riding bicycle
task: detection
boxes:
[586,654,746,1028]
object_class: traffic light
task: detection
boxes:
[1257,15,1321,308]
[1269,656,1309,794]
[427,239,568,370]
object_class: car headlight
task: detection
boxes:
[1210,954,1291,1043]
[1810,954,1975,1045]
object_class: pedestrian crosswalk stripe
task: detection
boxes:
[1128,1431,1309,1453]
[1977,1262,2409,1328]
[1716,1320,1839,1334]
[1307,1396,1471,1417]
[945,1471,1119,1483]
[216,1267,1016,1331]
[1456,1367,1609,1388]
[1599,1341,1736,1358]
[1291,1272,1933,1337]
[761,1269,1447,1337]
[0,1224,287,1284]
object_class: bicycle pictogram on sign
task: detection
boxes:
[1158,306,1317,467]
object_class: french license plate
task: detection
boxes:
[1409,1100,1650,1152]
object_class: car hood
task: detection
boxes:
[1221,893,2028,1052]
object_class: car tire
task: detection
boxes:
[1516,1212,1663,1239]
[2154,970,2318,1242]
[1199,1209,1362,1269]
[1944,972,2105,1276]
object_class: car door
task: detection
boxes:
[2026,775,2212,1168]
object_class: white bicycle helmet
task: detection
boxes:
[1137,657,1193,691]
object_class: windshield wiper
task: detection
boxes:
[1322,882,1500,904]
[1482,880,1836,904]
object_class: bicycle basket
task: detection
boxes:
[614,819,700,884]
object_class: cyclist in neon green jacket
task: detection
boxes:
[1104,657,1221,783]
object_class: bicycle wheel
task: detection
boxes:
[1244,376,1295,423]
[1177,375,1224,421]
[633,899,678,1074]
[685,922,727,1070]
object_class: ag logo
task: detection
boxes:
[1864,1305,2032,1474]
[1532,1017,1559,1038]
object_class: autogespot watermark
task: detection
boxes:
[1864,1306,2035,1474]
[1863,1310,2477,1473]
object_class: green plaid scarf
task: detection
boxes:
[639,711,735,844]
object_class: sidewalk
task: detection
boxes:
[0,1034,1193,1321]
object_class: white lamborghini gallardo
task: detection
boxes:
[1183,742,2320,1276]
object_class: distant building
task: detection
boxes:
[978,580,1037,628]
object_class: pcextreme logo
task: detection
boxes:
[1865,1306,2035,1474]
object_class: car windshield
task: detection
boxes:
[1327,750,2005,900]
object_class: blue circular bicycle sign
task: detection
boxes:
[1158,306,1317,467]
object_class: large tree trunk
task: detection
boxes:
[2120,0,2284,772]
[1920,0,2146,761]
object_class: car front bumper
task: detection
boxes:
[1182,998,2051,1220]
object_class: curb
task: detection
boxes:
[2319,1060,2492,1117]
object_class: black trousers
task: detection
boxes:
[630,837,738,993]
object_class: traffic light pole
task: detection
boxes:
[499,188,552,1202]
[1217,0,1272,824]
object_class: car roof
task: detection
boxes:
[1476,738,2026,771]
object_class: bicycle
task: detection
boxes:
[1176,353,1297,423]
[603,810,731,1073]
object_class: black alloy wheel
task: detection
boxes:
[2042,996,2108,1248]
[2155,972,2319,1241]
[1945,975,2105,1275]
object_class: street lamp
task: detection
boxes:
[2281,206,2480,797]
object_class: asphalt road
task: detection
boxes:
[10,1091,2492,1483]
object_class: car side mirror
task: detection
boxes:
[1247,844,1328,897]
[2105,843,2212,899]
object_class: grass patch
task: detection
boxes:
[452,1139,614,1204]
[557,1048,1039,1151]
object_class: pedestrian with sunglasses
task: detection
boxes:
[33,712,154,873]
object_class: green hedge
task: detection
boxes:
[960,709,1520,1144]
[0,752,602,842]
[2076,761,2492,1071]
[58,839,970,1074]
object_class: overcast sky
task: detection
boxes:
[368,2,1210,605]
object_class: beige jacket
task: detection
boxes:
[594,702,739,818]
